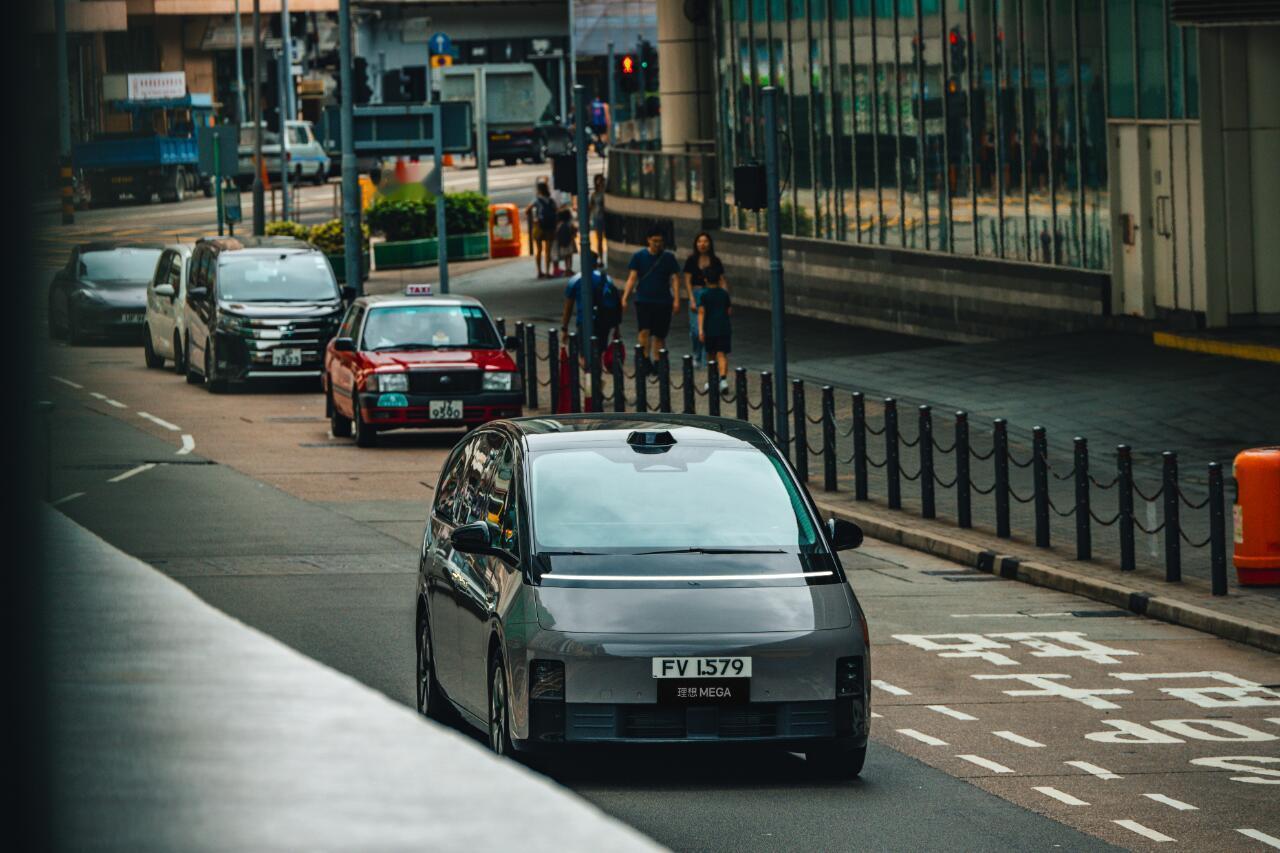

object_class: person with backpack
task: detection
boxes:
[696,259,733,394]
[553,207,577,277]
[621,223,681,377]
[525,179,558,278]
[560,266,622,355]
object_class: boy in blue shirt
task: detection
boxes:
[696,255,732,393]
[621,224,681,376]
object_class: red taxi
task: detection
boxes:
[323,288,523,447]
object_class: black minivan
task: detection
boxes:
[183,236,351,392]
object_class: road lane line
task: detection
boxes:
[89,392,127,409]
[1143,794,1197,811]
[955,754,1014,774]
[871,712,883,718]
[1033,787,1089,806]
[51,375,83,389]
[1066,760,1122,780]
[950,613,1028,618]
[993,730,1045,748]
[52,492,85,506]
[177,434,195,455]
[1238,829,1280,849]
[897,729,948,746]
[928,705,977,721]
[871,679,911,696]
[138,412,180,431]
[1113,820,1173,843]
[108,463,156,483]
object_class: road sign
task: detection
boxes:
[429,32,452,56]
[430,54,453,68]
[321,102,474,155]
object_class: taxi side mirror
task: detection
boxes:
[827,518,863,551]
[504,335,520,350]
[332,337,355,352]
[341,285,357,302]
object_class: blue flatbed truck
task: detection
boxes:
[73,93,216,206]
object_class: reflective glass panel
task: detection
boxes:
[1106,0,1135,118]
[1079,0,1111,269]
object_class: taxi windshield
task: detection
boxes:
[529,443,820,553]
[217,254,339,302]
[361,305,500,351]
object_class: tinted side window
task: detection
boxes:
[487,441,520,556]
[169,254,184,288]
[453,437,493,525]
[435,438,475,523]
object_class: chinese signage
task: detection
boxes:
[127,72,187,101]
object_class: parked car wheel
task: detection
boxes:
[173,332,186,375]
[48,293,65,340]
[185,337,202,384]
[204,344,227,393]
[488,655,513,757]
[143,326,164,368]
[67,306,88,346]
[329,388,352,438]
[416,611,454,721]
[352,394,375,447]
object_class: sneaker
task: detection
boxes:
[720,378,730,392]
[701,381,710,393]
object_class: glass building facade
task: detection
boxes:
[715,0,1198,271]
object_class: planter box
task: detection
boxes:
[326,251,370,283]
[447,232,490,261]
[372,233,490,269]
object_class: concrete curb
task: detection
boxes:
[817,498,1280,656]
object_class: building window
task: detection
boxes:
[1105,0,1135,118]
[1135,0,1166,118]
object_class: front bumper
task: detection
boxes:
[74,303,147,338]
[358,391,524,428]
[214,327,335,381]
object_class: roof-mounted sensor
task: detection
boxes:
[627,430,677,450]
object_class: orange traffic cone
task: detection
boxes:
[443,154,454,167]
[393,157,408,183]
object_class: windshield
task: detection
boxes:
[216,253,338,302]
[80,249,162,282]
[361,305,500,350]
[239,127,279,146]
[529,443,820,553]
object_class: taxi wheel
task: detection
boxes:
[488,655,513,757]
[143,327,164,369]
[329,389,352,438]
[805,742,867,779]
[352,394,376,447]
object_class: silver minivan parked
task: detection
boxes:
[143,243,193,374]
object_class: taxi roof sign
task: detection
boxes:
[405,283,433,296]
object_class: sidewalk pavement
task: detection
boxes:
[46,507,661,853]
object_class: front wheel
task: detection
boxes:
[185,337,202,384]
[805,742,867,779]
[143,326,164,368]
[488,655,513,757]
[329,388,352,438]
[352,394,376,447]
[173,332,186,375]
[416,614,453,721]
[204,343,227,393]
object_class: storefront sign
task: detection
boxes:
[127,72,187,100]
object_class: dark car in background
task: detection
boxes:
[48,242,165,344]
[183,236,350,392]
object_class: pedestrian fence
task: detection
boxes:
[498,320,1232,597]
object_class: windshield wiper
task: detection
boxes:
[371,343,440,351]
[629,547,788,556]
[538,549,610,556]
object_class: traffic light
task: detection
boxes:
[618,54,639,93]
[638,39,658,88]
[948,27,967,72]
[352,56,373,104]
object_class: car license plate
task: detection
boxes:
[271,348,302,367]
[429,399,464,420]
[491,133,511,141]
[121,313,145,324]
[652,657,752,678]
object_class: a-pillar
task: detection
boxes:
[657,0,713,152]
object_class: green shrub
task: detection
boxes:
[308,218,369,255]
[445,191,490,235]
[779,201,814,238]
[265,220,309,240]
[367,197,433,241]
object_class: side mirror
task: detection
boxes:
[450,521,492,555]
[187,286,208,302]
[341,285,357,302]
[332,336,356,352]
[504,334,520,350]
[154,283,175,298]
[827,518,864,552]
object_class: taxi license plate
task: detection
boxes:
[272,348,302,367]
[429,399,464,420]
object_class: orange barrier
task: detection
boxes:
[489,203,522,258]
[1234,447,1280,585]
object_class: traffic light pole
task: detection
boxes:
[475,66,488,197]
[433,100,449,294]
[606,41,616,147]
[338,0,360,292]
[762,87,789,448]
[252,0,265,236]
[574,84,592,363]
[55,0,72,225]
[277,47,291,222]
[635,37,645,143]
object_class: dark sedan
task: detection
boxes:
[48,242,165,344]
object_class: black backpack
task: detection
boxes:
[535,196,558,229]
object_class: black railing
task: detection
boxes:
[606,147,718,204]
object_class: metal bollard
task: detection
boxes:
[681,355,695,414]
[885,398,900,510]
[589,335,603,412]
[548,329,560,414]
[1117,444,1135,571]
[1208,462,1227,596]
[708,360,721,417]
[657,349,672,413]
[994,418,1010,538]
[793,381,808,482]
[1163,451,1181,582]
[612,340,625,412]
[822,386,836,492]
[1074,437,1091,561]
[760,372,775,441]
[634,344,647,413]
[735,367,748,421]
[525,325,539,409]
[1033,426,1050,548]
[853,393,868,501]
[568,332,582,413]
[955,411,971,528]
[497,317,508,338]
[513,321,526,395]
[919,405,935,519]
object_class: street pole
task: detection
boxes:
[475,66,488,196]
[215,130,224,236]
[636,36,645,144]
[55,0,72,225]
[277,47,291,222]
[339,0,360,292]
[568,0,577,93]
[252,0,265,235]
[433,99,449,293]
[607,41,616,148]
[762,87,789,447]
[281,0,295,121]
[234,0,247,123]
[574,84,592,363]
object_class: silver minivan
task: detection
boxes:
[143,243,193,373]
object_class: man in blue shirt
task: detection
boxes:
[560,268,620,345]
[621,223,681,374]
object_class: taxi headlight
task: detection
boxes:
[368,372,408,393]
[483,371,517,392]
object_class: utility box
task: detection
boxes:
[1233,447,1280,585]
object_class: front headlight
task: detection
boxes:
[368,371,408,393]
[217,313,250,333]
[482,371,517,392]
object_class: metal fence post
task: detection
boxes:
[994,418,1010,538]
[1033,426,1050,548]
[682,355,695,414]
[658,349,672,413]
[735,367,748,421]
[513,321,526,393]
[1163,451,1181,582]
[525,325,539,410]
[919,405,935,519]
[612,340,625,412]
[589,335,603,412]
[1209,462,1227,596]
[498,317,508,338]
[853,392,868,501]
[1074,437,1091,561]
[955,411,971,528]
[634,344,647,413]
[548,329,560,414]
[568,332,582,413]
[793,381,808,482]
[885,398,900,510]
[708,360,721,417]
[822,386,836,492]
[760,372,775,441]
[1118,444,1135,571]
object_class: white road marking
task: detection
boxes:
[1113,820,1174,843]
[1033,786,1089,806]
[51,492,85,506]
[1238,828,1280,849]
[138,411,180,431]
[89,392,127,409]
[872,680,911,696]
[871,712,883,719]
[950,613,1028,618]
[928,705,977,721]
[1066,760,1122,780]
[51,375,83,389]
[955,754,1014,774]
[897,729,948,746]
[992,730,1046,748]
[108,463,156,483]
[177,434,195,455]
[1143,793,1198,811]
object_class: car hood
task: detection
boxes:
[80,279,146,306]
[220,300,342,318]
[362,349,516,370]
[533,553,853,634]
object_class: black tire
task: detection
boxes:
[416,609,454,721]
[352,393,376,447]
[531,144,547,165]
[143,326,164,368]
[805,742,868,779]
[503,157,517,167]
[173,332,186,375]
[488,654,513,757]
[67,305,89,346]
[166,169,185,203]
[185,337,202,384]
[313,164,327,185]
[204,343,227,393]
[329,388,352,438]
